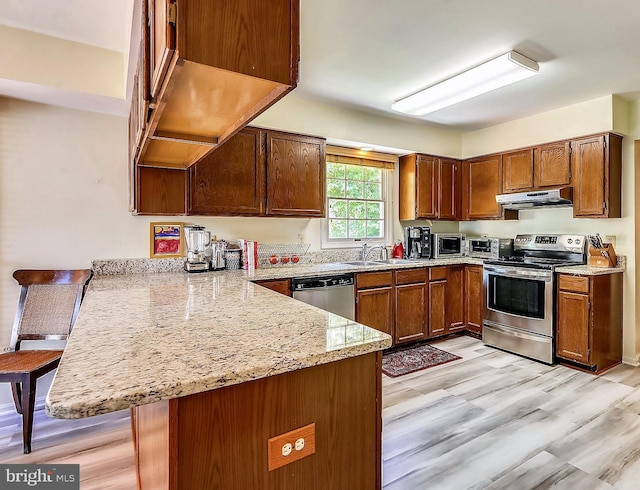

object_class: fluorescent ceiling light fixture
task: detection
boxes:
[392,51,539,116]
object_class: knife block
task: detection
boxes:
[588,243,617,267]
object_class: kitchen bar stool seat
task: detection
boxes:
[0,269,91,453]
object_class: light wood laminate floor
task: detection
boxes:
[2,336,640,489]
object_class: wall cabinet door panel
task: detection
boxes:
[534,141,570,188]
[502,149,533,192]
[464,155,504,219]
[266,132,326,217]
[571,134,622,218]
[189,128,266,215]
[416,155,438,219]
[148,0,176,98]
[438,159,460,220]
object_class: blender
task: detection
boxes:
[183,225,212,272]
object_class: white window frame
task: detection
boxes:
[321,163,393,249]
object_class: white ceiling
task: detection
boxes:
[1,0,640,130]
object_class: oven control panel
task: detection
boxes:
[514,234,585,253]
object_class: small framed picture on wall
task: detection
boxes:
[150,222,184,258]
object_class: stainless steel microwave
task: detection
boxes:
[431,233,466,259]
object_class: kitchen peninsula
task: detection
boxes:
[46,271,391,489]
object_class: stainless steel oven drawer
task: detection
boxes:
[483,321,553,364]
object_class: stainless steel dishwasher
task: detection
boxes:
[292,274,355,321]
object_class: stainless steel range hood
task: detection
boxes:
[496,187,573,210]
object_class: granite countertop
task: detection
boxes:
[46,271,392,419]
[47,254,624,419]
[241,256,485,281]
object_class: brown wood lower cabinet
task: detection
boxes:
[395,268,428,344]
[465,265,484,334]
[427,266,448,336]
[134,353,382,489]
[356,271,394,340]
[556,273,623,372]
[447,265,465,331]
[254,279,292,296]
[355,265,485,345]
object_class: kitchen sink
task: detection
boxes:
[341,260,380,266]
[341,258,421,267]
[374,258,420,264]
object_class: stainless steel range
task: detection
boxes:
[482,234,586,364]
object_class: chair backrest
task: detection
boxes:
[11,269,92,349]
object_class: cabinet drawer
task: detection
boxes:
[356,271,393,289]
[395,268,427,285]
[558,275,589,293]
[429,266,447,281]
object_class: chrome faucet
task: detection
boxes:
[362,243,388,261]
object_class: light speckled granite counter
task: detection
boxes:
[555,255,626,275]
[46,271,391,419]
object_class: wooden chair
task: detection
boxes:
[0,269,92,453]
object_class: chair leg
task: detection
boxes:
[20,375,37,454]
[11,382,22,415]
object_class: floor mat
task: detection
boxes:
[382,343,461,377]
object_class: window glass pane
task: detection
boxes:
[348,201,366,219]
[363,167,382,182]
[366,220,383,238]
[345,166,363,181]
[367,202,383,219]
[329,199,347,218]
[327,163,346,179]
[327,179,346,198]
[346,180,364,199]
[348,220,366,238]
[329,219,348,239]
[364,182,382,200]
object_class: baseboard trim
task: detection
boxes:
[622,355,640,367]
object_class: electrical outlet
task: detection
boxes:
[267,423,316,471]
[297,233,305,244]
[281,443,292,456]
[605,235,617,246]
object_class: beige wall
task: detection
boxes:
[0,26,124,99]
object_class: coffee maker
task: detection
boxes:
[404,226,431,259]
[184,225,212,272]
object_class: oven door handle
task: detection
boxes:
[483,265,552,280]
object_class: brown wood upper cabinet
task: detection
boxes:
[502,149,534,192]
[463,155,516,220]
[571,133,622,218]
[266,131,326,217]
[134,0,299,171]
[399,154,461,220]
[534,141,571,188]
[137,127,325,217]
[190,127,267,216]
